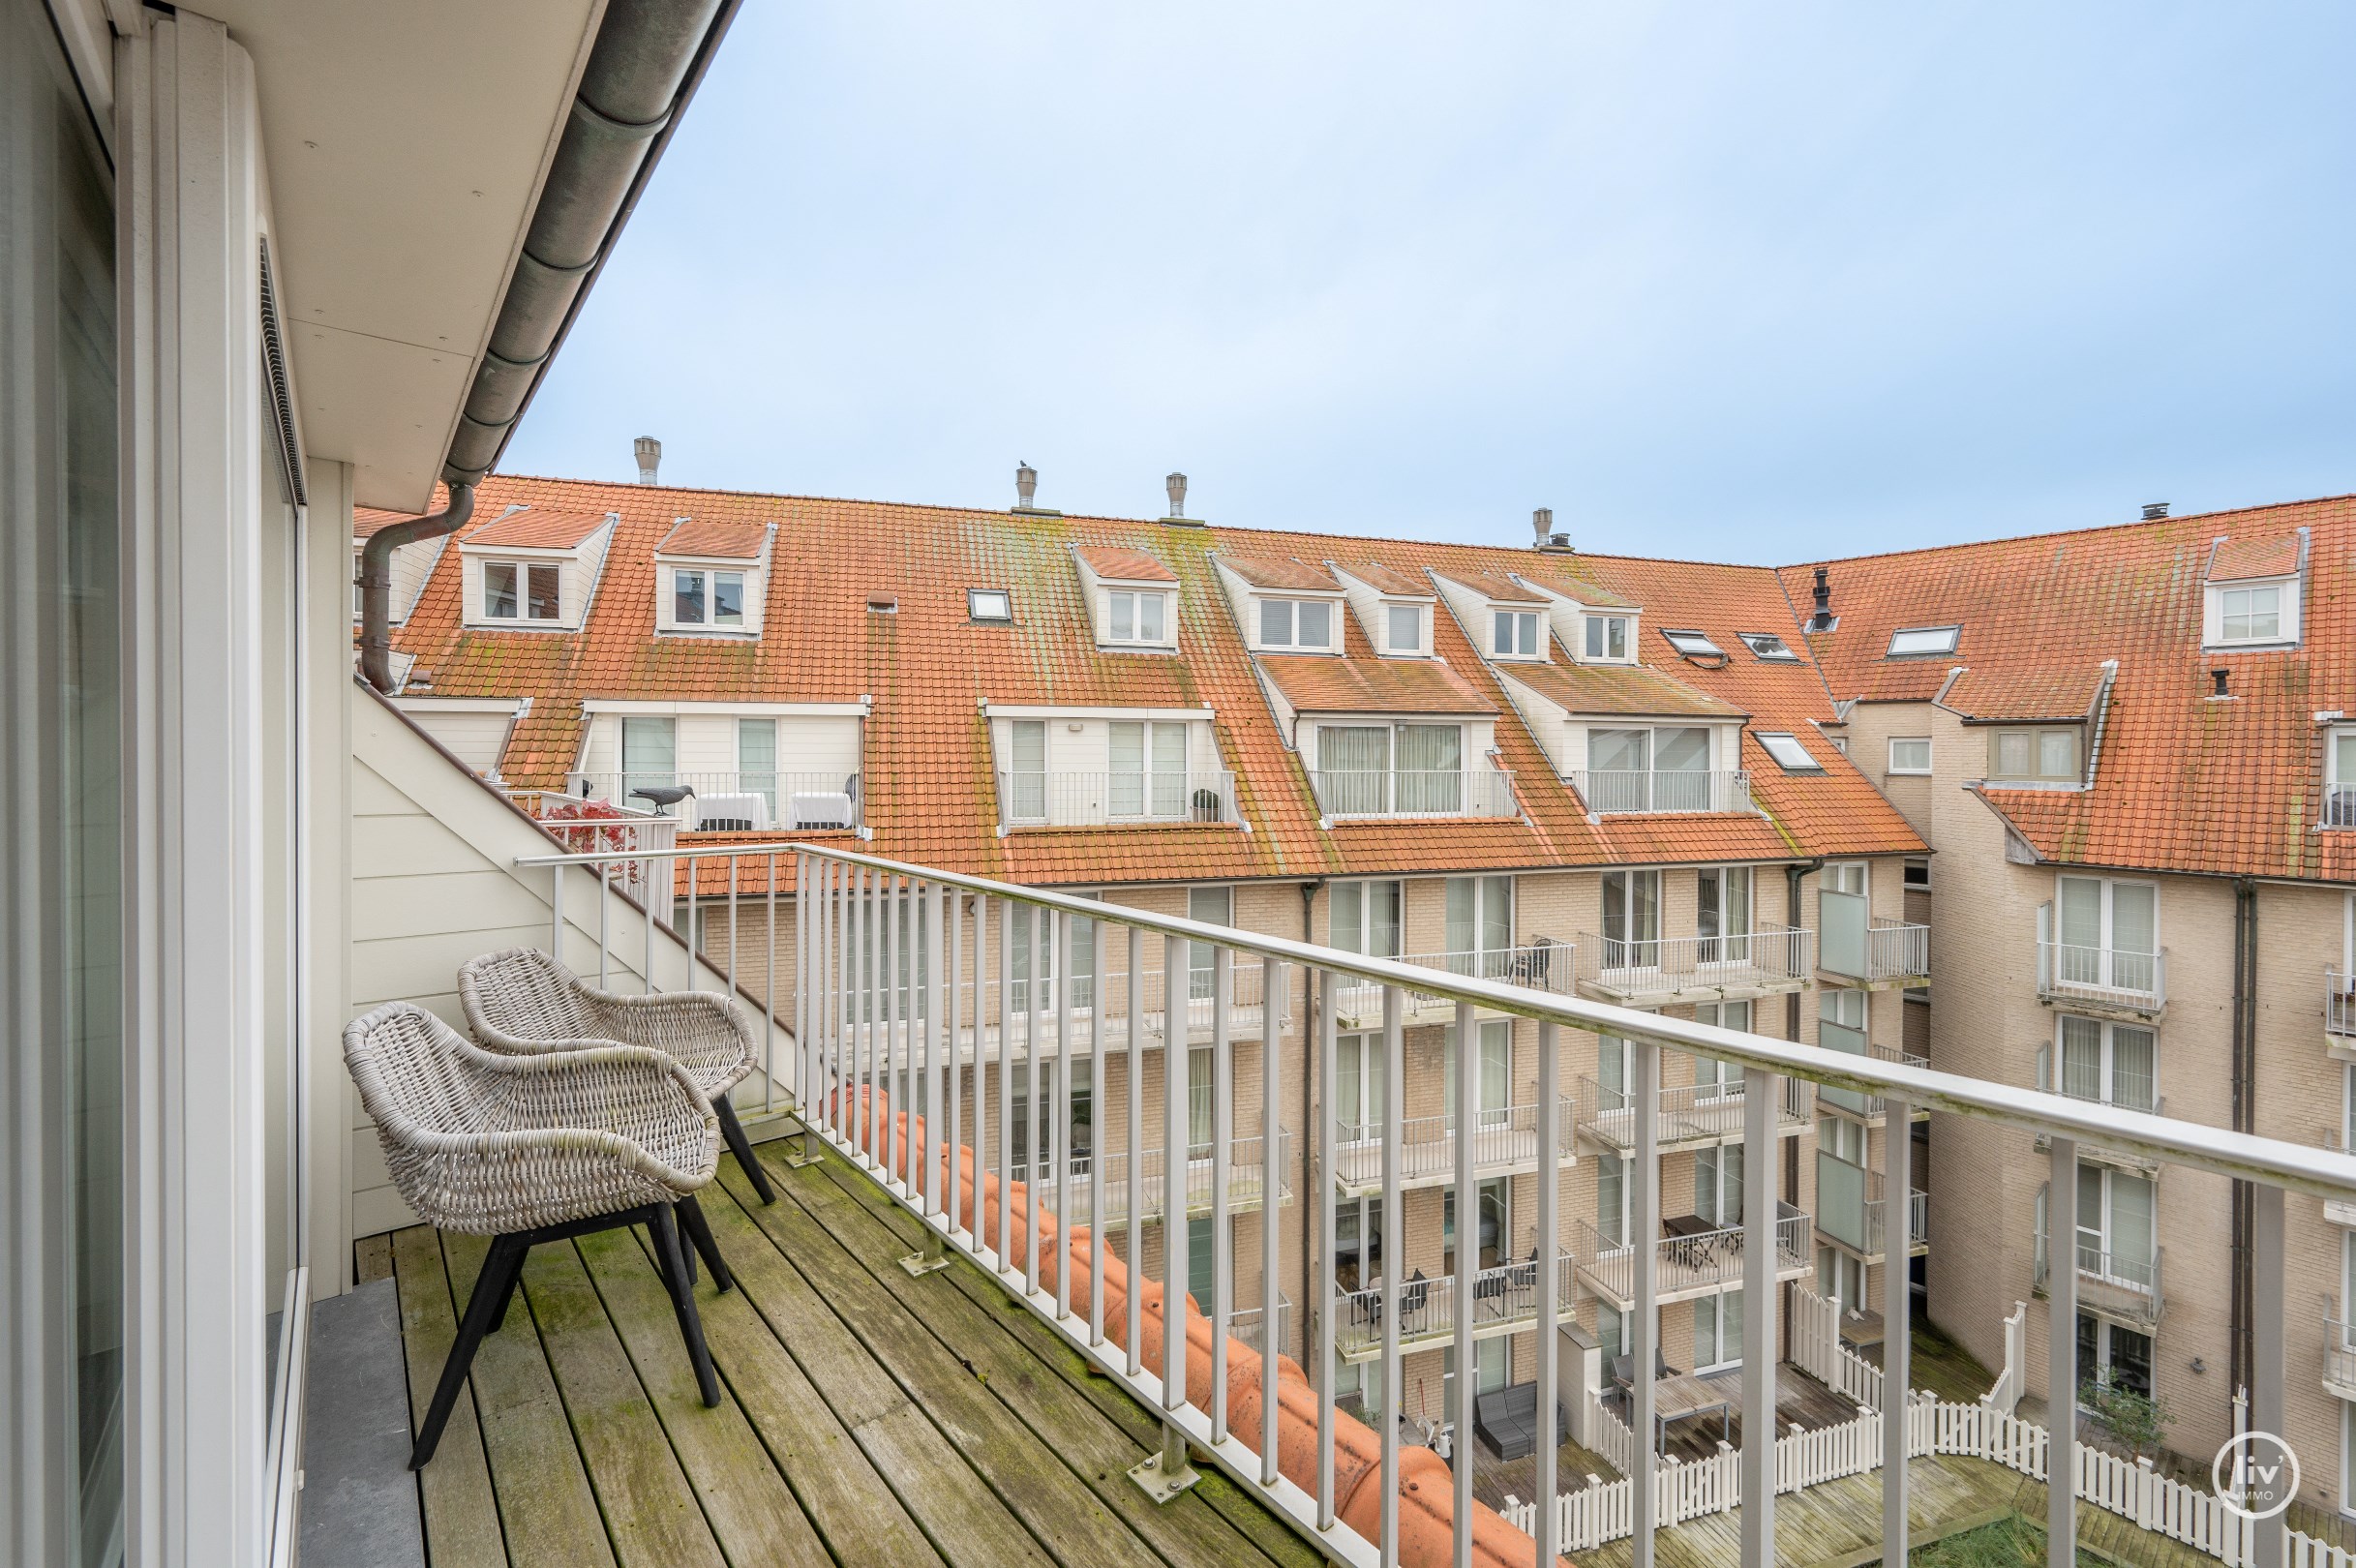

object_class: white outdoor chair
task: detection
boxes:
[342,1002,727,1467]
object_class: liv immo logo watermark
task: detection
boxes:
[2214,1431,2301,1521]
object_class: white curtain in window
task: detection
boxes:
[1318,726,1390,815]
[1396,723,1462,813]
[1009,720,1046,820]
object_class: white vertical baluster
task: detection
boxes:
[1536,1019,1561,1568]
[927,881,946,1220]
[550,860,564,964]
[947,890,965,1238]
[1212,945,1232,1443]
[1260,952,1282,1487]
[1025,903,1042,1298]
[598,854,610,989]
[1090,915,1108,1346]
[1741,1068,1780,1567]
[2048,1133,2076,1568]
[1161,931,1193,1488]
[1127,924,1145,1378]
[1380,983,1404,1566]
[1452,999,1476,1568]
[763,854,776,1114]
[2255,1181,2285,1568]
[1315,969,1338,1530]
[883,870,900,1187]
[1055,907,1072,1319]
[1634,1037,1660,1568]
[998,898,1015,1269]
[1884,1094,1913,1556]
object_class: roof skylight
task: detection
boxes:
[1738,632,1799,662]
[1660,627,1726,660]
[1887,624,1960,657]
[1754,731,1823,772]
[968,588,1012,622]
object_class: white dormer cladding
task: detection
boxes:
[457,509,617,632]
[390,695,529,777]
[1071,545,1181,652]
[2200,528,2310,651]
[1493,672,1741,780]
[1329,563,1435,657]
[1211,557,1347,654]
[352,531,450,624]
[1513,576,1643,666]
[1428,571,1554,663]
[982,704,1228,828]
[654,520,773,637]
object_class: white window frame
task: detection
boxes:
[1492,608,1544,660]
[1382,601,1427,655]
[483,558,561,623]
[1886,624,1960,658]
[2328,728,2356,829]
[2050,1014,2158,1113]
[1754,731,1822,772]
[1101,588,1174,648]
[1660,627,1725,659]
[2204,575,2300,649]
[1330,879,1405,958]
[1888,737,1932,776]
[1738,631,1798,662]
[667,564,747,630]
[1987,726,2082,782]
[968,588,1012,622]
[1337,1032,1389,1143]
[1583,614,1634,664]
[1256,595,1338,651]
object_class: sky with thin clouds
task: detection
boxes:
[502,3,2356,564]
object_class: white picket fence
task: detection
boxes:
[1507,1291,2356,1566]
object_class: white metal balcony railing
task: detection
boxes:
[1821,917,1930,985]
[2326,1316,2356,1400]
[1819,1043,1932,1121]
[1566,768,1751,816]
[1307,768,1519,822]
[509,833,2356,1568]
[1574,924,1815,1003]
[1572,1204,1813,1309]
[2331,969,2356,1041]
[1331,1253,1586,1362]
[1232,1294,1293,1360]
[2035,1236,2163,1330]
[2036,904,2164,1012]
[564,769,863,830]
[1577,1073,1809,1152]
[1329,940,1575,1028]
[994,769,1241,831]
[1009,1132,1293,1226]
[1816,1157,1928,1260]
[1329,1099,1579,1194]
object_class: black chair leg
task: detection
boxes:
[411,1234,527,1469]
[675,1194,734,1293]
[650,1202,721,1406]
[716,1097,775,1204]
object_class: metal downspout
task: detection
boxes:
[358,485,474,692]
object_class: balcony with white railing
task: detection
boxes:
[1816,1042,1932,1123]
[1816,1158,1928,1262]
[1329,1100,1579,1196]
[2330,969,2356,1050]
[1573,1203,1813,1310]
[1574,925,1814,1006]
[1231,1294,1294,1359]
[1817,905,1930,989]
[2035,1237,2163,1330]
[1330,1253,1585,1363]
[1328,940,1575,1029]
[2031,1045,2162,1172]
[480,833,2356,1568]
[1565,768,1751,816]
[2326,1316,2356,1402]
[994,769,1241,831]
[564,769,863,830]
[2036,903,2165,1018]
[1010,1131,1293,1227]
[1307,768,1519,823]
[1575,1074,1809,1154]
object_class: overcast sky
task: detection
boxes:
[502,3,2356,564]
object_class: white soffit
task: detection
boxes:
[208,0,603,511]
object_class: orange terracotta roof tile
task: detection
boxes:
[1499,660,1746,720]
[1332,560,1435,597]
[1520,565,1639,610]
[464,507,612,550]
[2207,532,2302,582]
[1073,544,1177,583]
[1259,655,1497,715]
[656,518,769,559]
[1219,554,1344,591]
[354,506,417,540]
[1789,494,2356,880]
[1940,665,2107,723]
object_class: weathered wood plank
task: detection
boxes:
[389,1226,507,1568]
[714,1159,1172,1568]
[518,1239,729,1568]
[776,1151,1327,1568]
[438,1233,618,1568]
[355,1232,394,1284]
[573,1226,835,1568]
[687,1190,1049,1568]
[687,1172,1060,1563]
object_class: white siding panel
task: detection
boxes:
[404,709,510,773]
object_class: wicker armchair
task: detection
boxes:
[458,947,776,1204]
[345,1002,729,1467]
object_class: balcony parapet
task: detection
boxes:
[1328,1098,1578,1196]
[2035,1237,2163,1329]
[1576,1073,1809,1154]
[1573,1203,1812,1310]
[1308,768,1519,824]
[1565,768,1751,816]
[995,769,1241,832]
[1329,940,1574,1030]
[1574,925,1814,1006]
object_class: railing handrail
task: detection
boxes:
[516,835,2356,1198]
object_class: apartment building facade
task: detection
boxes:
[1790,498,2356,1511]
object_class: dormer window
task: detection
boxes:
[2206,580,2299,648]
[1493,609,1542,658]
[1384,602,1425,654]
[1259,597,1335,650]
[2328,727,2356,829]
[1988,726,2080,782]
[485,560,560,622]
[1105,588,1169,645]
[1739,632,1798,662]
[672,567,744,628]
[1887,625,1960,658]
[1584,615,1631,662]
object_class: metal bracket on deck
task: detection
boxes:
[898,1228,951,1278]
[778,1121,825,1169]
[1129,1428,1200,1504]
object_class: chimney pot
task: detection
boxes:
[1015,463,1038,509]
[2142,501,2170,521]
[1808,565,1834,631]
[1166,471,1189,519]
[2212,667,2230,697]
[1532,507,1554,546]
[633,436,661,486]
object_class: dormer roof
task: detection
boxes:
[1499,660,1746,720]
[1073,545,1177,583]
[2205,533,2302,582]
[1431,568,1548,605]
[464,507,611,551]
[1937,665,2107,725]
[1220,555,1344,592]
[1258,654,1495,715]
[1332,560,1435,597]
[656,518,768,559]
[1534,574,1640,611]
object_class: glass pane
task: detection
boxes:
[1109,592,1133,640]
[1139,592,1165,641]
[1298,600,1330,647]
[1189,1048,1214,1154]
[2110,883,2156,955]
[2058,878,2102,949]
[1387,603,1419,650]
[1150,722,1187,816]
[1590,728,1648,773]
[485,560,519,617]
[1259,598,1292,645]
[528,563,561,620]
[1997,732,2032,775]
[1371,881,1401,958]
[1482,877,1512,951]
[712,572,744,625]
[1480,1021,1509,1116]
[621,717,678,805]
[1010,721,1045,819]
[1656,727,1708,771]
[1108,721,1143,816]
[1445,878,1474,959]
[1340,1038,1365,1134]
[2112,1174,2155,1269]
[674,568,705,623]
[1187,886,1230,995]
[1494,610,1515,653]
[1332,882,1364,952]
[2039,730,2076,777]
[1632,870,1660,945]
[2060,1016,2102,1101]
[2111,1027,2156,1112]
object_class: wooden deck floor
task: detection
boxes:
[373,1142,1326,1568]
